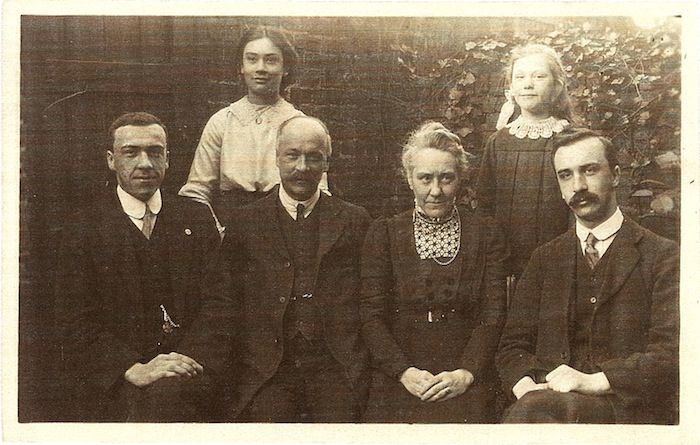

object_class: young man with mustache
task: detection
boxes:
[496,128,679,424]
[55,112,219,421]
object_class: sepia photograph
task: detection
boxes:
[3,1,698,443]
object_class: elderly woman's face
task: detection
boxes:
[511,53,561,119]
[408,148,460,219]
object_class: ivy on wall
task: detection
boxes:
[393,18,681,236]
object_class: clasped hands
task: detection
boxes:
[512,364,611,400]
[400,367,474,402]
[124,352,204,388]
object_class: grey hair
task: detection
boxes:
[401,121,469,179]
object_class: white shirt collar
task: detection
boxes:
[575,207,623,244]
[278,184,321,220]
[116,185,162,219]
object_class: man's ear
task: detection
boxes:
[106,150,116,171]
[612,165,621,187]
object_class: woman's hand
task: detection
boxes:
[399,367,437,398]
[420,369,475,402]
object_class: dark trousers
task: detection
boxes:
[240,336,358,423]
[502,390,616,424]
[120,373,225,422]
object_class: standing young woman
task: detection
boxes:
[179,26,327,233]
[477,44,577,280]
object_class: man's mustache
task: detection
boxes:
[568,191,599,207]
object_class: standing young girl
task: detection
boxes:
[477,44,577,280]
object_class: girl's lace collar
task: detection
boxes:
[506,116,569,140]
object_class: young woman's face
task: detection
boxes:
[240,37,285,99]
[511,53,562,119]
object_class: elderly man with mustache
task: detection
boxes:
[180,115,371,422]
[496,128,679,424]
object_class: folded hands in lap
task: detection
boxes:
[399,367,474,402]
[124,352,204,387]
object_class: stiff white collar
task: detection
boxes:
[278,185,320,221]
[575,207,623,244]
[116,185,162,219]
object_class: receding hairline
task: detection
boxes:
[277,116,331,153]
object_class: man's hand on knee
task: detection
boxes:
[124,352,204,388]
[544,364,611,395]
[512,376,549,400]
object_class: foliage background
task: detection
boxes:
[393,17,681,236]
[19,15,682,421]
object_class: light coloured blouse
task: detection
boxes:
[179,96,328,209]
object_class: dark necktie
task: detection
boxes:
[141,204,155,240]
[584,233,600,269]
[296,203,305,224]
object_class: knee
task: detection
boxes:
[503,390,613,424]
[502,390,561,423]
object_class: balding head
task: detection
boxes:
[277,115,332,157]
[275,115,331,201]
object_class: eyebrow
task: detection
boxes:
[555,162,599,174]
[244,51,281,57]
[119,144,165,150]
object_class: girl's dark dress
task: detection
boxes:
[477,127,571,277]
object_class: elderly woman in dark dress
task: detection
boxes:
[360,122,508,423]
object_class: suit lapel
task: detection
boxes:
[256,190,290,260]
[596,219,641,307]
[543,229,577,344]
[159,194,187,322]
[316,195,347,260]
[97,191,144,328]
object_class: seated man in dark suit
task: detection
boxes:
[181,115,371,422]
[496,128,679,424]
[56,112,219,421]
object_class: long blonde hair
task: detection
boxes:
[506,43,577,123]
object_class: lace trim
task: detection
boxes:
[506,116,570,140]
[413,206,460,265]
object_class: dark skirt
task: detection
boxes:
[363,311,497,423]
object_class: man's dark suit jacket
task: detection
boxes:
[181,188,371,419]
[55,188,218,421]
[496,217,679,424]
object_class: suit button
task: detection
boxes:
[273,337,280,344]
[279,297,286,303]
[294,359,302,369]
[560,352,567,359]
[590,297,597,304]
[284,261,291,268]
